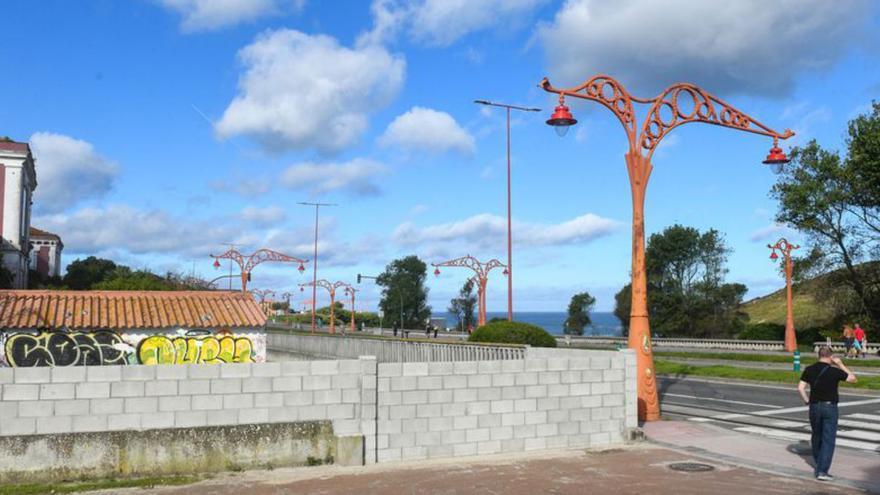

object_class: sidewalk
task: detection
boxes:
[644,420,880,493]
[95,440,866,495]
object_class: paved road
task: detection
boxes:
[658,376,880,454]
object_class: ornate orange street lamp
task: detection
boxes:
[299,279,348,334]
[343,285,358,333]
[211,248,307,292]
[432,255,507,327]
[768,238,800,352]
[250,288,276,317]
[541,74,793,422]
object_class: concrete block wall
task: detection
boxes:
[374,350,636,462]
[0,360,366,439]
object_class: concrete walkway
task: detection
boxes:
[96,441,866,495]
[644,420,880,494]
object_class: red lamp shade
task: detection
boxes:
[298,263,305,273]
[546,95,577,137]
[502,268,509,276]
[433,268,441,276]
[300,286,304,292]
[763,140,790,175]
[770,251,779,261]
[212,259,221,269]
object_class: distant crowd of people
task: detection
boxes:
[841,323,869,358]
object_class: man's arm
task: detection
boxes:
[798,380,810,404]
[831,356,857,383]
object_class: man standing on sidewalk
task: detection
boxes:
[797,346,857,482]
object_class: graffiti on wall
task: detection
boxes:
[0,329,263,367]
[3,330,127,367]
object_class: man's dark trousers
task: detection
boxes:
[809,402,839,476]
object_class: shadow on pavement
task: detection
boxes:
[786,440,815,470]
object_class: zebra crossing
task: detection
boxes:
[730,406,880,453]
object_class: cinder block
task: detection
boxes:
[603,369,625,382]
[390,376,417,391]
[466,401,490,415]
[524,385,547,398]
[223,394,253,410]
[18,400,51,418]
[427,444,454,459]
[591,407,612,421]
[377,448,402,462]
[467,374,492,388]
[238,407,269,424]
[220,363,252,378]
[14,367,51,384]
[76,382,110,399]
[570,408,590,421]
[389,432,416,448]
[453,388,478,402]
[187,365,220,379]
[417,376,443,390]
[592,382,611,395]
[252,362,282,377]
[442,375,467,389]
[560,396,582,409]
[569,383,590,396]
[453,442,477,457]
[210,378,242,395]
[590,432,612,446]
[267,407,297,423]
[55,399,89,416]
[514,399,537,412]
[428,390,453,404]
[4,384,39,401]
[478,387,502,401]
[379,362,402,377]
[178,379,210,395]
[443,429,466,445]
[311,360,339,376]
[513,424,536,439]
[332,374,360,390]
[501,386,524,400]
[538,372,561,385]
[603,395,624,407]
[302,375,332,391]
[453,415,478,430]
[453,361,478,375]
[609,357,624,369]
[417,430,443,446]
[501,360,525,373]
[524,359,547,372]
[156,365,187,380]
[477,361,502,374]
[283,391,313,406]
[281,361,310,376]
[501,412,525,427]
[108,413,142,430]
[525,411,547,425]
[141,412,175,429]
[417,404,442,418]
[427,362,453,375]
[389,405,416,420]
[327,403,355,419]
[516,373,538,386]
[477,414,501,428]
[581,395,602,408]
[491,374,515,387]
[548,410,569,423]
[400,418,428,433]
[0,417,35,435]
[39,383,75,400]
[51,367,86,383]
[313,388,342,405]
[273,376,303,392]
[145,380,178,396]
[559,370,581,383]
[91,398,124,415]
[537,423,558,437]
[339,359,362,374]
[591,357,611,369]
[582,370,603,382]
[0,368,14,384]
[501,438,526,452]
[537,397,560,411]
[241,377,272,393]
[174,410,207,428]
[402,362,428,377]
[568,358,592,370]
[490,426,514,441]
[86,366,122,382]
[547,384,569,397]
[298,405,327,421]
[111,381,145,398]
[72,414,108,432]
[158,395,191,412]
[442,402,467,416]
[122,365,157,381]
[547,358,568,371]
[465,428,490,443]
[191,395,223,410]
[253,392,284,408]
[125,397,158,414]
[428,416,452,432]
[559,421,579,435]
[477,440,502,455]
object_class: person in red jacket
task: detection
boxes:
[853,324,867,358]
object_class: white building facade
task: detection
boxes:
[0,138,36,288]
[29,227,63,279]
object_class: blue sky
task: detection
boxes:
[1,0,878,313]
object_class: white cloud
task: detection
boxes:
[29,132,118,214]
[393,212,619,249]
[749,223,799,243]
[537,0,873,96]
[209,177,272,197]
[158,0,303,32]
[240,206,286,225]
[216,29,406,153]
[379,107,475,155]
[280,159,388,196]
[34,205,237,256]
[359,0,548,47]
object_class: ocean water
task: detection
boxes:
[442,311,622,336]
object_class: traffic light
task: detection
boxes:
[357,274,362,284]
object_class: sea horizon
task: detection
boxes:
[440,311,622,337]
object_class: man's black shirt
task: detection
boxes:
[800,362,847,403]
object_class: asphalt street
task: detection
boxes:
[658,376,880,454]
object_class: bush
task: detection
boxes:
[469,321,557,348]
[737,322,784,340]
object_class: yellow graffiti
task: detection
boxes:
[137,335,254,365]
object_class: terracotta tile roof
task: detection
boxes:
[0,139,30,153]
[0,290,266,330]
[29,226,61,240]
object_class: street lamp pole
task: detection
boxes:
[299,279,347,334]
[432,255,507,327]
[474,100,541,322]
[299,202,337,333]
[769,238,800,352]
[211,248,307,292]
[540,74,793,421]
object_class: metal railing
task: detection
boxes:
[562,336,786,351]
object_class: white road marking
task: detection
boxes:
[734,426,879,452]
[838,419,880,432]
[663,393,783,409]
[658,375,880,397]
[848,413,880,422]
[715,398,880,420]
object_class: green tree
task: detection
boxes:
[448,279,477,331]
[613,284,631,337]
[771,104,880,334]
[563,291,595,335]
[63,256,118,289]
[377,255,431,329]
[612,224,747,338]
[0,264,15,289]
[93,268,170,290]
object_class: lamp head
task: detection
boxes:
[763,137,790,174]
[546,94,577,137]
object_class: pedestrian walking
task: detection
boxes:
[842,325,855,358]
[853,323,867,358]
[797,346,857,482]
[393,322,398,337]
